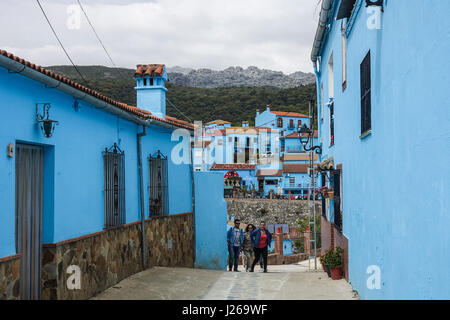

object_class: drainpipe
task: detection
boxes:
[137,125,148,268]
[190,134,196,264]
[311,0,333,63]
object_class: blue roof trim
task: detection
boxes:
[346,0,364,37]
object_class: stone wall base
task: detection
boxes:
[0,254,21,300]
[0,212,195,300]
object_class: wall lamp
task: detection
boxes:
[299,124,322,155]
[36,103,59,138]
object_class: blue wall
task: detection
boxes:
[194,172,228,270]
[0,65,192,258]
[316,0,450,299]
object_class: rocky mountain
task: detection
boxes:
[166,66,315,88]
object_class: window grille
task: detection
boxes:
[103,143,126,229]
[149,150,169,217]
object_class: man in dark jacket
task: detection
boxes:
[227,219,244,271]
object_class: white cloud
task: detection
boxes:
[0,0,321,73]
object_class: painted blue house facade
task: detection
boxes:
[312,0,450,299]
[0,50,197,299]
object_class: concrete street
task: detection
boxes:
[92,259,358,300]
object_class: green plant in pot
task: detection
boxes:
[327,247,344,280]
[321,250,332,277]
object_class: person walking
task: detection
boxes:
[243,224,256,272]
[250,221,272,273]
[227,219,244,272]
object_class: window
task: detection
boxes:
[103,143,126,229]
[320,83,324,123]
[360,51,371,135]
[149,150,169,217]
[143,78,147,86]
[277,118,283,128]
[342,20,347,91]
[330,101,335,146]
[150,78,154,86]
[297,120,302,127]
[253,137,257,143]
[289,177,295,184]
[289,119,294,129]
[265,179,278,185]
[280,131,284,137]
[218,138,223,146]
[228,137,232,143]
[246,137,250,147]
[328,53,334,99]
[333,169,343,233]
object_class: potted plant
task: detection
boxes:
[319,253,327,272]
[327,247,344,280]
[321,250,332,277]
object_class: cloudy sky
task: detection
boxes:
[0,0,321,74]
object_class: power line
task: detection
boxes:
[76,0,118,69]
[166,98,193,123]
[35,0,89,87]
[76,0,194,124]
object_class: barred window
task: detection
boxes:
[149,150,169,217]
[360,51,371,135]
[103,143,126,229]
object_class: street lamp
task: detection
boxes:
[299,124,322,155]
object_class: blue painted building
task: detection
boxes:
[0,50,196,298]
[311,0,450,299]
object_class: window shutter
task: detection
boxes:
[360,51,371,134]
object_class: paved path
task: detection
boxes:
[92,259,358,300]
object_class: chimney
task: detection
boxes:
[266,104,271,112]
[256,109,260,116]
[242,121,249,128]
[134,64,168,118]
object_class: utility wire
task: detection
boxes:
[76,0,193,124]
[77,0,118,69]
[166,98,193,123]
[35,0,89,87]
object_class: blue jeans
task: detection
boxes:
[228,245,241,270]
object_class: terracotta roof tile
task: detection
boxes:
[282,163,310,173]
[135,64,166,77]
[283,154,318,161]
[280,130,318,139]
[211,164,256,170]
[271,111,309,118]
[0,49,192,130]
[256,169,283,177]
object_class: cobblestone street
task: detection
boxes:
[92,259,357,300]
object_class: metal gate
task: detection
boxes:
[103,143,126,229]
[148,150,168,217]
[15,144,44,300]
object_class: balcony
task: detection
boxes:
[285,147,305,154]
[283,182,304,189]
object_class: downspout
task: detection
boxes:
[137,125,147,268]
[190,134,196,265]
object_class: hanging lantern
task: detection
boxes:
[36,103,59,138]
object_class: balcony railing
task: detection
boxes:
[283,182,304,189]
[285,147,304,154]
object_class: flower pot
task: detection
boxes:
[325,264,331,278]
[327,191,334,199]
[330,266,343,280]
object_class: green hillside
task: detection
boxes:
[47,65,316,126]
